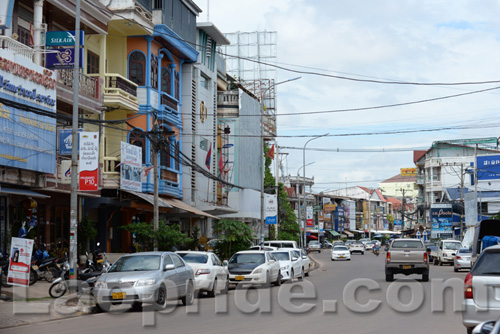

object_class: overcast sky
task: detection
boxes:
[197,0,500,193]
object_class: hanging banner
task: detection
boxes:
[265,194,277,225]
[120,142,142,192]
[306,206,313,227]
[79,132,99,191]
[430,204,453,239]
[7,237,34,286]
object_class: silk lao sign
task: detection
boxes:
[79,132,99,191]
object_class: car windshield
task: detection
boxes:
[472,251,500,275]
[229,253,265,264]
[458,248,472,254]
[333,246,348,251]
[272,252,290,261]
[310,241,319,245]
[391,241,424,249]
[443,242,461,250]
[177,253,208,264]
[108,255,160,272]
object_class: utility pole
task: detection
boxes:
[460,163,464,240]
[400,188,406,230]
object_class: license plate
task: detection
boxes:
[339,255,344,258]
[235,276,245,281]
[402,265,412,270]
[32,265,39,270]
[112,292,126,300]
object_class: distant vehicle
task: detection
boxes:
[263,240,298,249]
[365,242,375,251]
[385,238,429,282]
[425,241,438,262]
[249,246,279,251]
[206,239,220,251]
[434,239,462,266]
[470,219,500,265]
[350,242,364,255]
[358,238,371,245]
[308,240,321,253]
[271,250,303,282]
[333,241,344,247]
[227,250,282,287]
[331,245,351,261]
[291,248,311,277]
[345,240,356,249]
[454,247,472,272]
[176,251,229,297]
[463,245,500,333]
[322,240,333,249]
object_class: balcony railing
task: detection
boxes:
[136,0,152,12]
[161,92,178,111]
[57,69,101,100]
[0,36,35,61]
[106,74,137,96]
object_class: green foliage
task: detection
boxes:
[212,219,253,260]
[492,211,500,220]
[78,216,97,254]
[120,220,192,251]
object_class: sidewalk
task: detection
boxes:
[0,281,89,329]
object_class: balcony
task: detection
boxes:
[100,73,139,111]
[0,36,34,61]
[161,93,178,111]
[56,69,103,113]
[106,0,154,35]
[416,174,424,185]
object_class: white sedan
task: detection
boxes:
[227,251,282,287]
[271,250,303,282]
[176,251,229,297]
[331,245,351,261]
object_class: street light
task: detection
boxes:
[260,77,302,246]
[302,134,329,249]
[297,161,315,247]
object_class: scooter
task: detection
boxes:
[49,259,102,298]
[373,248,380,256]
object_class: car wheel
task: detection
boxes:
[156,284,168,309]
[95,302,110,313]
[131,301,142,311]
[290,269,295,282]
[454,267,458,272]
[305,265,310,277]
[263,272,271,288]
[434,258,438,266]
[298,269,304,281]
[182,281,194,306]
[274,271,282,286]
[385,273,394,282]
[207,279,217,297]
[439,258,443,266]
[331,258,334,261]
[361,252,364,255]
[466,327,473,334]
[422,273,429,282]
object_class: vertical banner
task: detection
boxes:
[79,132,99,191]
[7,237,34,286]
[265,194,277,224]
[120,142,142,192]
[430,204,453,239]
[306,206,313,227]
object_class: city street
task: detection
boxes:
[1,251,468,334]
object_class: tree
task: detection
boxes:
[212,219,253,260]
[120,220,192,251]
[78,216,97,255]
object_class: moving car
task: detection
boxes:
[263,240,298,249]
[364,242,375,251]
[331,245,351,261]
[385,238,429,282]
[463,245,500,333]
[292,248,311,276]
[350,242,365,255]
[271,250,303,281]
[176,251,228,297]
[249,246,278,251]
[227,250,282,287]
[345,240,355,249]
[322,240,333,249]
[434,239,462,266]
[454,247,472,272]
[308,240,321,253]
[93,252,195,311]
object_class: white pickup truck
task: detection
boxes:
[385,238,429,282]
[433,239,462,266]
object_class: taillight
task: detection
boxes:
[386,251,391,263]
[424,252,428,263]
[464,272,473,299]
[456,256,462,260]
[195,268,210,276]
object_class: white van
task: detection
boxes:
[263,240,298,249]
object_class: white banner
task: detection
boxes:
[7,237,34,287]
[265,194,277,225]
[120,142,142,192]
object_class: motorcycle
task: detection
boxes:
[49,257,104,298]
[373,248,380,256]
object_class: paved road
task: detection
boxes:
[1,250,469,334]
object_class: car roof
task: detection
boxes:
[176,251,211,254]
[234,250,268,254]
[120,251,173,256]
[483,244,500,252]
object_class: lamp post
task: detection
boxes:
[260,77,301,246]
[302,134,328,249]
[297,161,315,248]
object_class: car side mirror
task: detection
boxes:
[291,257,298,262]
[269,259,275,264]
[302,255,307,259]
[472,320,497,334]
[223,260,228,267]
[164,264,175,271]
[426,248,431,252]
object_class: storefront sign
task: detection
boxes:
[46,31,85,47]
[79,132,99,191]
[46,47,83,69]
[430,204,453,239]
[400,168,417,177]
[265,194,277,225]
[324,203,335,213]
[120,141,142,192]
[476,155,500,181]
[306,206,313,227]
[58,129,82,155]
[7,237,34,287]
[0,0,14,29]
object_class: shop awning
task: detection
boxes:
[328,230,340,237]
[344,230,354,237]
[0,186,50,199]
[164,198,219,220]
[123,190,173,208]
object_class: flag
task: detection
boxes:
[205,143,212,170]
[218,153,224,174]
[267,144,275,160]
[143,165,154,176]
[29,23,34,46]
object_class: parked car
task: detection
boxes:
[249,246,278,251]
[424,241,438,262]
[350,242,365,255]
[271,250,303,282]
[206,239,220,251]
[333,241,344,247]
[385,238,429,282]
[331,245,351,261]
[463,245,500,333]
[454,247,472,272]
[93,252,195,311]
[308,240,321,253]
[263,240,298,249]
[345,240,356,249]
[292,248,311,277]
[322,240,334,249]
[176,251,228,297]
[227,250,281,287]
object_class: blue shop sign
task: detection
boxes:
[59,129,81,155]
[476,155,500,181]
[0,103,56,174]
[46,47,83,69]
[265,216,277,225]
[46,31,84,47]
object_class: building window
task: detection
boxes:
[151,55,158,90]
[200,75,209,89]
[175,141,180,171]
[17,26,30,46]
[161,67,170,94]
[160,141,171,168]
[87,51,99,74]
[129,129,146,164]
[174,71,180,100]
[129,51,146,86]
